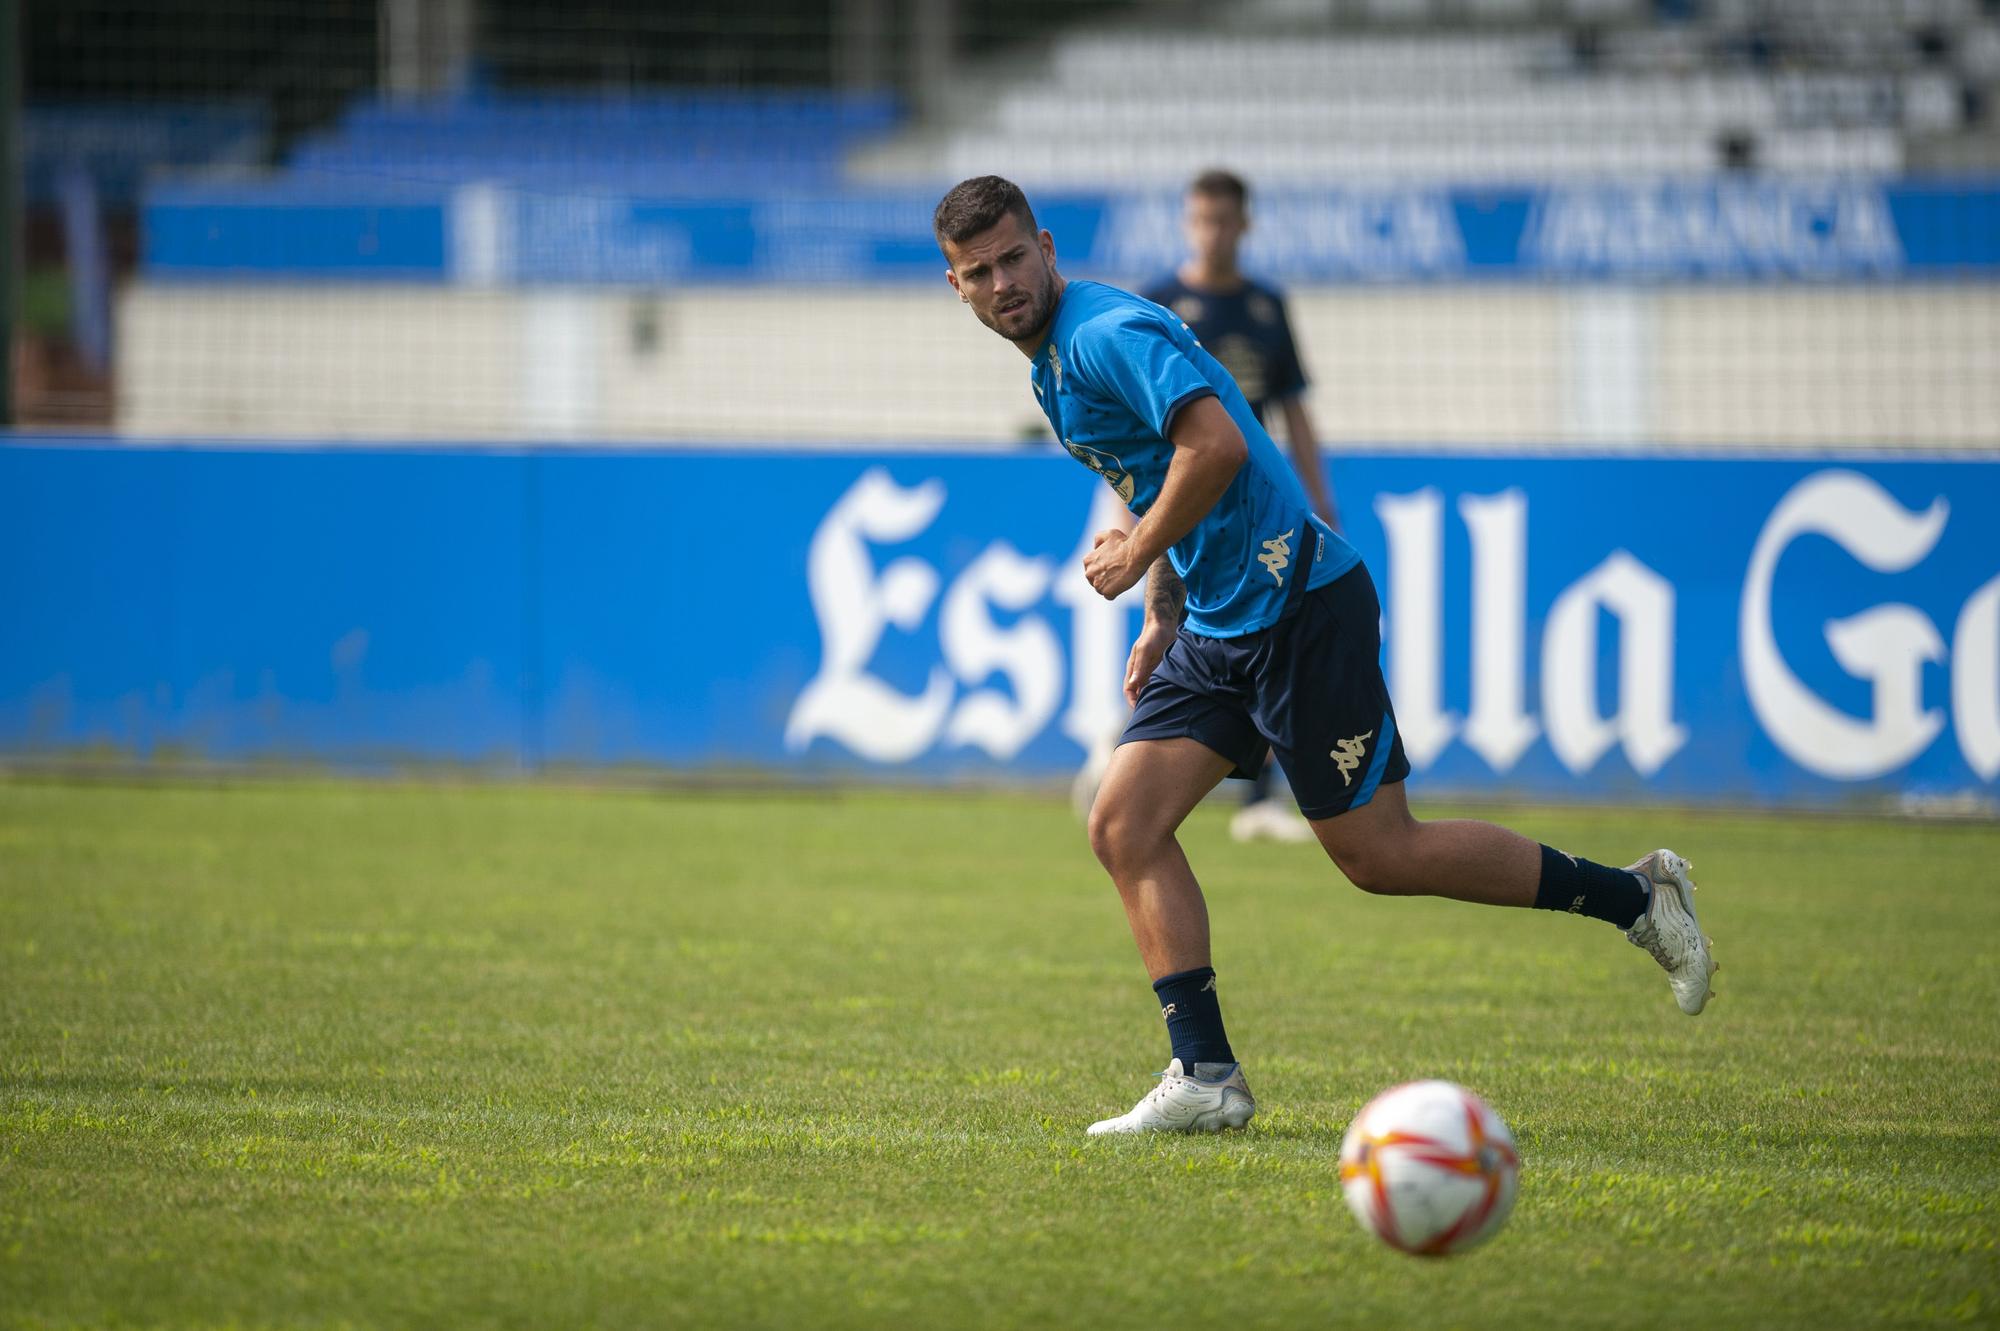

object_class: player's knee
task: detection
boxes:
[1329,841,1417,896]
[1087,799,1156,876]
[1086,801,1126,873]
[1334,851,1393,895]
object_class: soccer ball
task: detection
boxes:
[1338,1080,1520,1257]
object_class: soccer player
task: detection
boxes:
[1142,169,1332,845]
[934,176,1717,1136]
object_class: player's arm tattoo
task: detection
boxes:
[1145,554,1185,628]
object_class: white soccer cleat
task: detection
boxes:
[1085,1059,1257,1136]
[1625,848,1718,1016]
[1229,799,1316,845]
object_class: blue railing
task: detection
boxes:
[142,179,2000,284]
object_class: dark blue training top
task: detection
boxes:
[1139,273,1308,424]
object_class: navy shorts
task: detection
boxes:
[1120,564,1411,820]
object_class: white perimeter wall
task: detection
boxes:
[118,283,2000,449]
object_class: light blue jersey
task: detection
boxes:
[1030,280,1357,637]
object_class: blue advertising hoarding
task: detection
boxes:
[4,440,1997,808]
[142,179,2000,284]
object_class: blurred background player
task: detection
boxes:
[1143,170,1337,845]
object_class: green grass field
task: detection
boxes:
[2,779,1997,1330]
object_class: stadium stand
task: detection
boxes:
[284,92,902,192]
[24,103,268,206]
[850,1,1996,185]
[18,0,1998,449]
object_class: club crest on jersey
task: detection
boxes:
[1064,438,1135,503]
[1330,729,1375,785]
[1258,529,1295,585]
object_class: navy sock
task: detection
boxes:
[1153,966,1235,1070]
[1533,844,1650,929]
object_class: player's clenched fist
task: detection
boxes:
[1083,527,1145,600]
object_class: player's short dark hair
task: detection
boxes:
[1189,168,1250,212]
[933,176,1039,250]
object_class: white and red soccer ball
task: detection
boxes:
[1338,1079,1520,1257]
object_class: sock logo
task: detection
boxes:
[1258,529,1294,585]
[1200,976,1216,993]
[1329,730,1375,785]
[1569,894,1587,913]
[1160,1002,1178,1020]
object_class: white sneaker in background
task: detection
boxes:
[1085,1059,1257,1136]
[1070,728,1120,821]
[1229,799,1316,844]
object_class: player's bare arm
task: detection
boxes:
[1082,395,1247,600]
[1123,556,1185,706]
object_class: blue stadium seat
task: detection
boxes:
[279,91,901,193]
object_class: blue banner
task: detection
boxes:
[143,179,2000,284]
[3,440,1997,808]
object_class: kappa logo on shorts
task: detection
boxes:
[1330,729,1375,786]
[1258,529,1295,585]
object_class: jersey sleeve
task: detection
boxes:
[1266,291,1309,402]
[1069,310,1217,440]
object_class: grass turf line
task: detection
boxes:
[1,780,1996,1329]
